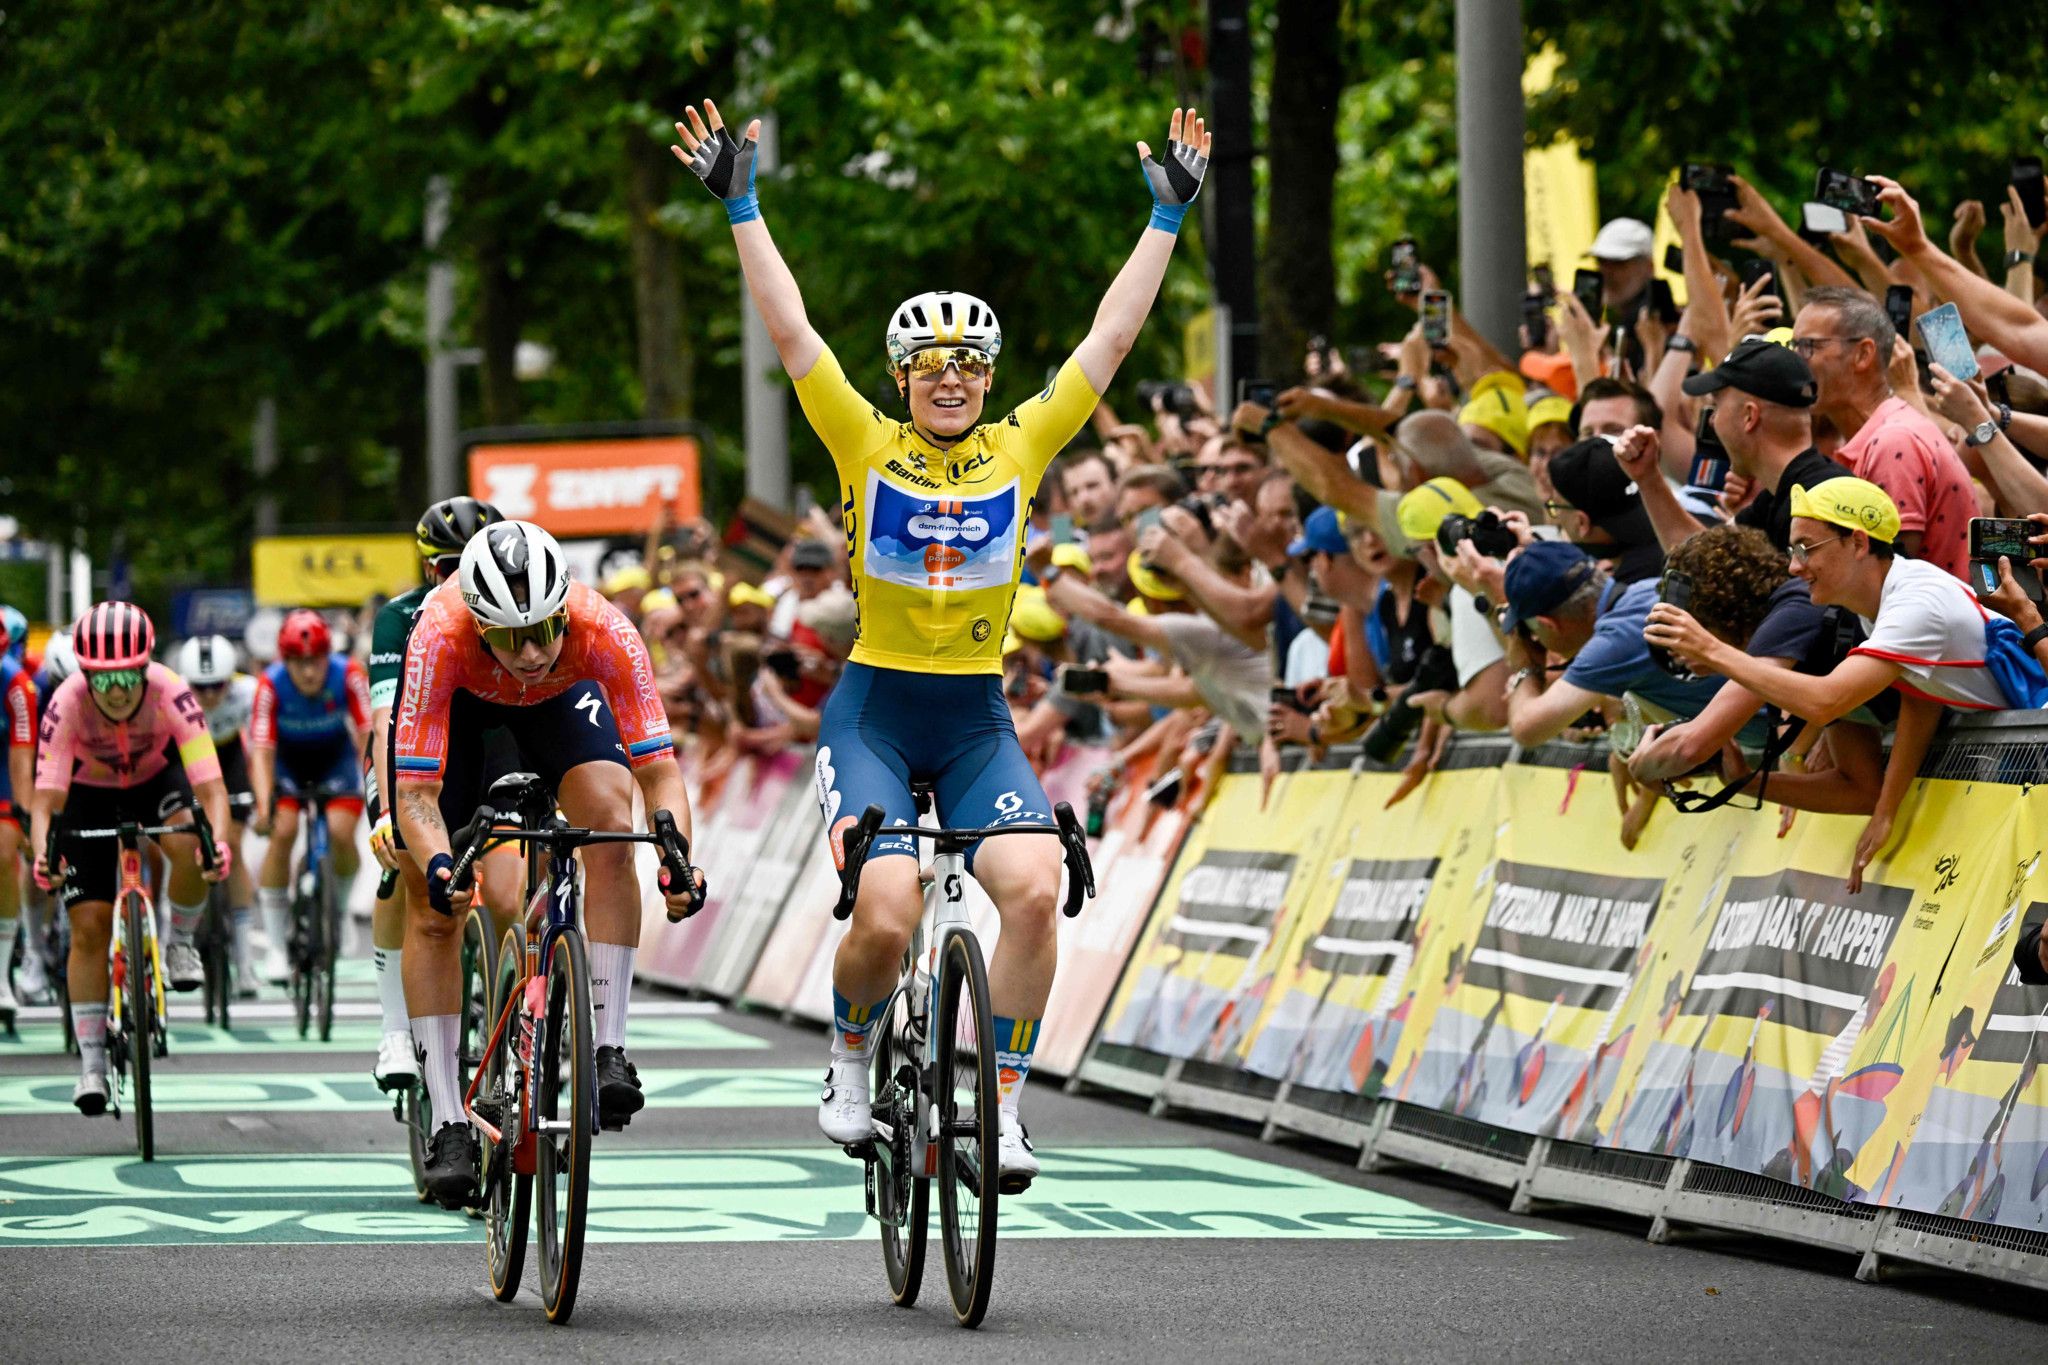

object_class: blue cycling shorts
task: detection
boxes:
[814,662,1051,871]
[276,738,364,809]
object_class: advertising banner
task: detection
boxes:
[251,534,416,608]
[469,436,702,537]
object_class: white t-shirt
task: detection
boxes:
[1155,612,1274,745]
[1852,556,2007,711]
[1448,586,1505,687]
[1284,625,1331,688]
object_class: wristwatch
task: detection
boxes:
[1392,374,1417,392]
[2026,622,2048,654]
[2009,249,2036,268]
[1666,336,1697,354]
[1040,563,1061,586]
[1506,667,1539,694]
[1967,419,1999,448]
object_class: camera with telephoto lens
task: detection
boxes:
[1647,570,1696,680]
[1362,645,1460,763]
[1137,380,1202,421]
[1434,509,1518,561]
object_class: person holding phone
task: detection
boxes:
[1792,285,1975,580]
[1860,175,2048,378]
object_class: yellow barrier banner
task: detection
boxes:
[1095,765,1347,1061]
[251,534,416,607]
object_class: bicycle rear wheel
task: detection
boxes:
[535,928,593,1325]
[126,893,156,1162]
[483,923,529,1302]
[874,986,928,1307]
[935,929,998,1327]
[315,851,339,1043]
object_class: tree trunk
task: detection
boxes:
[1259,0,1344,379]
[474,216,524,427]
[624,124,692,421]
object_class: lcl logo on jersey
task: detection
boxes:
[864,473,1018,594]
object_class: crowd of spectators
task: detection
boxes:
[569,165,2048,892]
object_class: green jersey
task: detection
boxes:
[368,584,433,713]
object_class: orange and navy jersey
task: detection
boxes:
[392,578,674,782]
[249,655,372,749]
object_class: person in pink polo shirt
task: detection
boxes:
[1794,285,1976,581]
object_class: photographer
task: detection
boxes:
[1643,478,2010,887]
[1626,526,1885,814]
[1497,540,1767,753]
[1398,480,1512,733]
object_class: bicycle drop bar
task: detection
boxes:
[830,801,1095,922]
[443,805,707,921]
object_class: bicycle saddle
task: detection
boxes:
[487,771,551,821]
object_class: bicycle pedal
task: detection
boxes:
[841,1139,876,1162]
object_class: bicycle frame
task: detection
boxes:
[106,825,167,1077]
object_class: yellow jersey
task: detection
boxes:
[792,345,1099,675]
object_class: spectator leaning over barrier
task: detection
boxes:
[1545,436,1666,585]
[1061,448,1119,526]
[1796,285,1976,580]
[1492,539,1767,755]
[1397,479,1509,733]
[1626,526,1886,814]
[1643,477,2039,888]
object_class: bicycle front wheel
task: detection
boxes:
[535,928,594,1325]
[290,880,314,1039]
[316,851,339,1043]
[483,923,528,1302]
[874,986,928,1306]
[126,894,156,1162]
[935,929,998,1327]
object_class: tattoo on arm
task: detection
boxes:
[400,788,447,844]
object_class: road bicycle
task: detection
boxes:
[451,771,702,1326]
[834,789,1093,1328]
[284,784,353,1042]
[49,801,222,1161]
[195,791,255,1030]
[402,892,498,1208]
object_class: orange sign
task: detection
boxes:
[467,437,701,537]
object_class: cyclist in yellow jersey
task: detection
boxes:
[676,99,1209,1188]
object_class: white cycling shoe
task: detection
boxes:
[374,1030,418,1093]
[73,1072,110,1116]
[997,1109,1039,1193]
[164,941,204,993]
[15,949,49,1004]
[818,1056,874,1145]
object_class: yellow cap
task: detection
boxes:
[727,582,777,610]
[1764,326,1795,348]
[638,587,678,614]
[602,564,653,595]
[1051,543,1093,575]
[1459,389,1528,457]
[1469,370,1527,404]
[1002,632,1023,655]
[1126,598,1152,617]
[1526,395,1574,432]
[1396,477,1486,544]
[1126,550,1184,602]
[1789,477,1899,545]
[1009,585,1067,642]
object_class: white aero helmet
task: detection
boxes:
[460,519,571,629]
[174,634,238,686]
[42,631,77,683]
[885,290,1002,371]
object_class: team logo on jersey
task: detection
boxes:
[863,472,1019,593]
[972,619,991,642]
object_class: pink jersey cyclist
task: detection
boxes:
[36,662,222,793]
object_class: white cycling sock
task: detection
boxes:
[167,894,205,946]
[73,1002,108,1076]
[374,947,408,1034]
[0,916,17,980]
[411,1013,462,1130]
[258,886,289,953]
[589,941,634,1050]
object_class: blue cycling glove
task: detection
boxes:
[680,123,761,226]
[426,852,456,917]
[1140,132,1209,234]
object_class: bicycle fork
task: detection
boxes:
[911,847,974,1182]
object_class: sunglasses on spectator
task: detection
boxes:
[477,610,569,655]
[1788,531,1850,563]
[88,668,145,694]
[1789,336,1850,358]
[904,347,993,380]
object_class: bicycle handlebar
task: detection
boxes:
[830,801,1095,922]
[440,805,708,922]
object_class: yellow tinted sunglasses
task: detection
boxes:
[477,610,569,655]
[904,347,993,380]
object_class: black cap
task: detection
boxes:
[1681,336,1818,407]
[1548,437,1656,548]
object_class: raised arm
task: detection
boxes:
[1069,110,1212,394]
[1867,176,2048,374]
[673,101,826,378]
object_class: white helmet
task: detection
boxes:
[460,520,571,629]
[885,290,1002,371]
[174,634,238,686]
[42,631,77,683]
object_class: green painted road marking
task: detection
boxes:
[0,1016,767,1055]
[0,1067,818,1115]
[0,1146,1554,1245]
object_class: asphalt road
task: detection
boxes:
[3,945,2046,1362]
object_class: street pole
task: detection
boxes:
[1455,0,1528,357]
[1206,0,1260,389]
[742,115,790,512]
[252,396,279,538]
[425,176,460,503]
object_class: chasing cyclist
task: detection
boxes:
[363,496,524,1094]
[29,602,232,1113]
[392,519,700,1207]
[0,609,37,1019]
[674,99,1209,1188]
[247,610,371,987]
[172,634,261,995]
